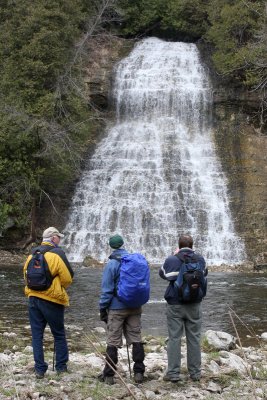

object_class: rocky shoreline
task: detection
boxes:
[0,328,266,400]
[0,250,265,273]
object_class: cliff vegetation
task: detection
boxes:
[0,0,266,253]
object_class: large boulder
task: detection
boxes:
[204,330,236,350]
[219,351,249,375]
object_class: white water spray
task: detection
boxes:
[63,38,246,265]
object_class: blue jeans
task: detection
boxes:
[28,296,68,373]
[166,303,202,379]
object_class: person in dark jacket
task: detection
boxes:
[159,234,207,382]
[24,227,74,379]
[98,234,145,385]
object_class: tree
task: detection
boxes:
[117,0,208,40]
[161,0,208,40]
[206,0,267,128]
[0,0,105,241]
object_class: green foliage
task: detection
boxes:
[0,203,12,231]
[0,0,99,233]
[116,0,161,35]
[0,0,85,114]
[206,0,266,85]
[161,0,208,39]
[117,0,208,40]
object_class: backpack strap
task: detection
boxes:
[109,253,122,296]
[109,254,122,262]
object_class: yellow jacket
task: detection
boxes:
[23,242,74,306]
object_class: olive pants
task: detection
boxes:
[103,308,145,377]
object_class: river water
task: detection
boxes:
[1,265,266,347]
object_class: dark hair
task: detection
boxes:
[178,234,193,249]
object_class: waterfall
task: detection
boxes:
[63,37,246,265]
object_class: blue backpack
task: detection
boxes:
[174,254,207,303]
[26,250,53,291]
[112,253,150,308]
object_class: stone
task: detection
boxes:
[144,390,157,400]
[49,380,61,386]
[0,353,11,363]
[247,353,262,362]
[15,380,27,386]
[82,353,103,369]
[93,327,106,334]
[219,351,248,375]
[206,381,222,393]
[3,331,17,338]
[145,352,167,372]
[204,330,236,350]
[207,360,221,374]
[260,332,267,341]
[24,345,33,353]
[82,255,103,267]
[170,394,187,400]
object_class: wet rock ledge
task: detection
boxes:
[1,249,267,273]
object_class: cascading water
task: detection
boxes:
[63,37,246,265]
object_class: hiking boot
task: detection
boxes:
[97,373,105,382]
[134,372,144,383]
[57,368,68,375]
[104,376,114,385]
[163,374,180,383]
[97,373,114,385]
[190,375,201,382]
[35,371,45,379]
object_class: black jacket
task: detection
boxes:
[159,248,207,305]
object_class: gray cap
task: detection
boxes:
[42,227,64,239]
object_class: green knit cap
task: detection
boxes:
[109,234,124,249]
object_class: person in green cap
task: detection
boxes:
[98,234,145,385]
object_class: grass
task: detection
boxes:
[212,370,240,387]
[201,336,218,353]
[0,388,17,397]
[0,334,26,353]
[251,363,267,380]
[206,350,221,362]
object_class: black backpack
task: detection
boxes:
[25,249,53,291]
[174,253,207,303]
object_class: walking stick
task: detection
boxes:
[126,344,132,379]
[52,343,55,371]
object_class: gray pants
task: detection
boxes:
[166,303,202,379]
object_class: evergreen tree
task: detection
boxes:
[0,0,93,238]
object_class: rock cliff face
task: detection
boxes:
[212,89,267,265]
[83,35,133,111]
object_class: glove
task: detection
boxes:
[100,309,108,323]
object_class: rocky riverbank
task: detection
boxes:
[0,250,26,266]
[0,328,266,400]
[1,249,265,273]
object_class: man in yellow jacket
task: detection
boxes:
[23,227,74,379]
